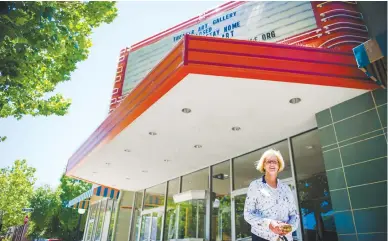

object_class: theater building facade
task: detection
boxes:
[65,2,387,241]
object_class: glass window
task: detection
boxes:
[107,199,116,241]
[144,183,166,210]
[291,129,338,241]
[130,191,143,241]
[182,168,209,192]
[140,183,166,241]
[164,178,180,241]
[99,199,115,241]
[90,202,101,241]
[212,161,231,241]
[94,200,107,241]
[233,140,291,190]
[173,168,209,240]
[85,204,97,241]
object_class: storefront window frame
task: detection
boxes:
[82,203,94,241]
[91,200,102,241]
[128,192,137,241]
[289,127,335,241]
[211,160,232,241]
[95,199,109,241]
[129,127,324,241]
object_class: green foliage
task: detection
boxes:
[28,185,61,238]
[0,160,36,232]
[0,1,118,138]
[28,174,92,241]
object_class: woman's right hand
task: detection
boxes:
[269,221,290,236]
[269,221,283,235]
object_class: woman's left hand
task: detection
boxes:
[278,222,292,235]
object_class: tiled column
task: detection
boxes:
[315,88,387,241]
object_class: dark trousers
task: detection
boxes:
[251,233,269,241]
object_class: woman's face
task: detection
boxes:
[264,155,279,175]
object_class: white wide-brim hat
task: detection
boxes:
[256,148,285,173]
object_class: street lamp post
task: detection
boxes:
[76,209,86,241]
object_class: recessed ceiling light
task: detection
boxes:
[232,126,241,131]
[289,97,301,104]
[149,131,157,136]
[194,145,202,149]
[124,149,131,152]
[182,108,191,113]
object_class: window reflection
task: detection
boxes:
[182,168,209,192]
[232,140,293,241]
[107,199,116,241]
[164,178,179,241]
[86,204,97,241]
[291,130,338,241]
[212,161,231,241]
[234,195,250,241]
[170,168,209,240]
[141,183,166,241]
[144,183,166,210]
[233,140,291,190]
[94,200,107,241]
[131,191,143,241]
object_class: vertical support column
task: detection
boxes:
[128,192,137,241]
[206,166,213,241]
[229,159,236,241]
[161,182,169,241]
[287,137,303,241]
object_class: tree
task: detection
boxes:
[0,160,36,233]
[28,174,92,241]
[56,174,92,241]
[28,185,61,239]
[0,1,117,136]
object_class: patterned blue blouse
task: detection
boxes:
[244,176,299,241]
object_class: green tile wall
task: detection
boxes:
[316,89,387,241]
[338,234,357,241]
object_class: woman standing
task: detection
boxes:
[244,149,299,241]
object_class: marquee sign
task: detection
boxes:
[122,1,318,96]
[108,1,369,113]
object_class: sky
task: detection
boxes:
[0,1,225,188]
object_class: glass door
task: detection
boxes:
[231,188,250,241]
[138,207,165,241]
[231,179,302,241]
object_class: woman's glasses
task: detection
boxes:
[265,160,279,165]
